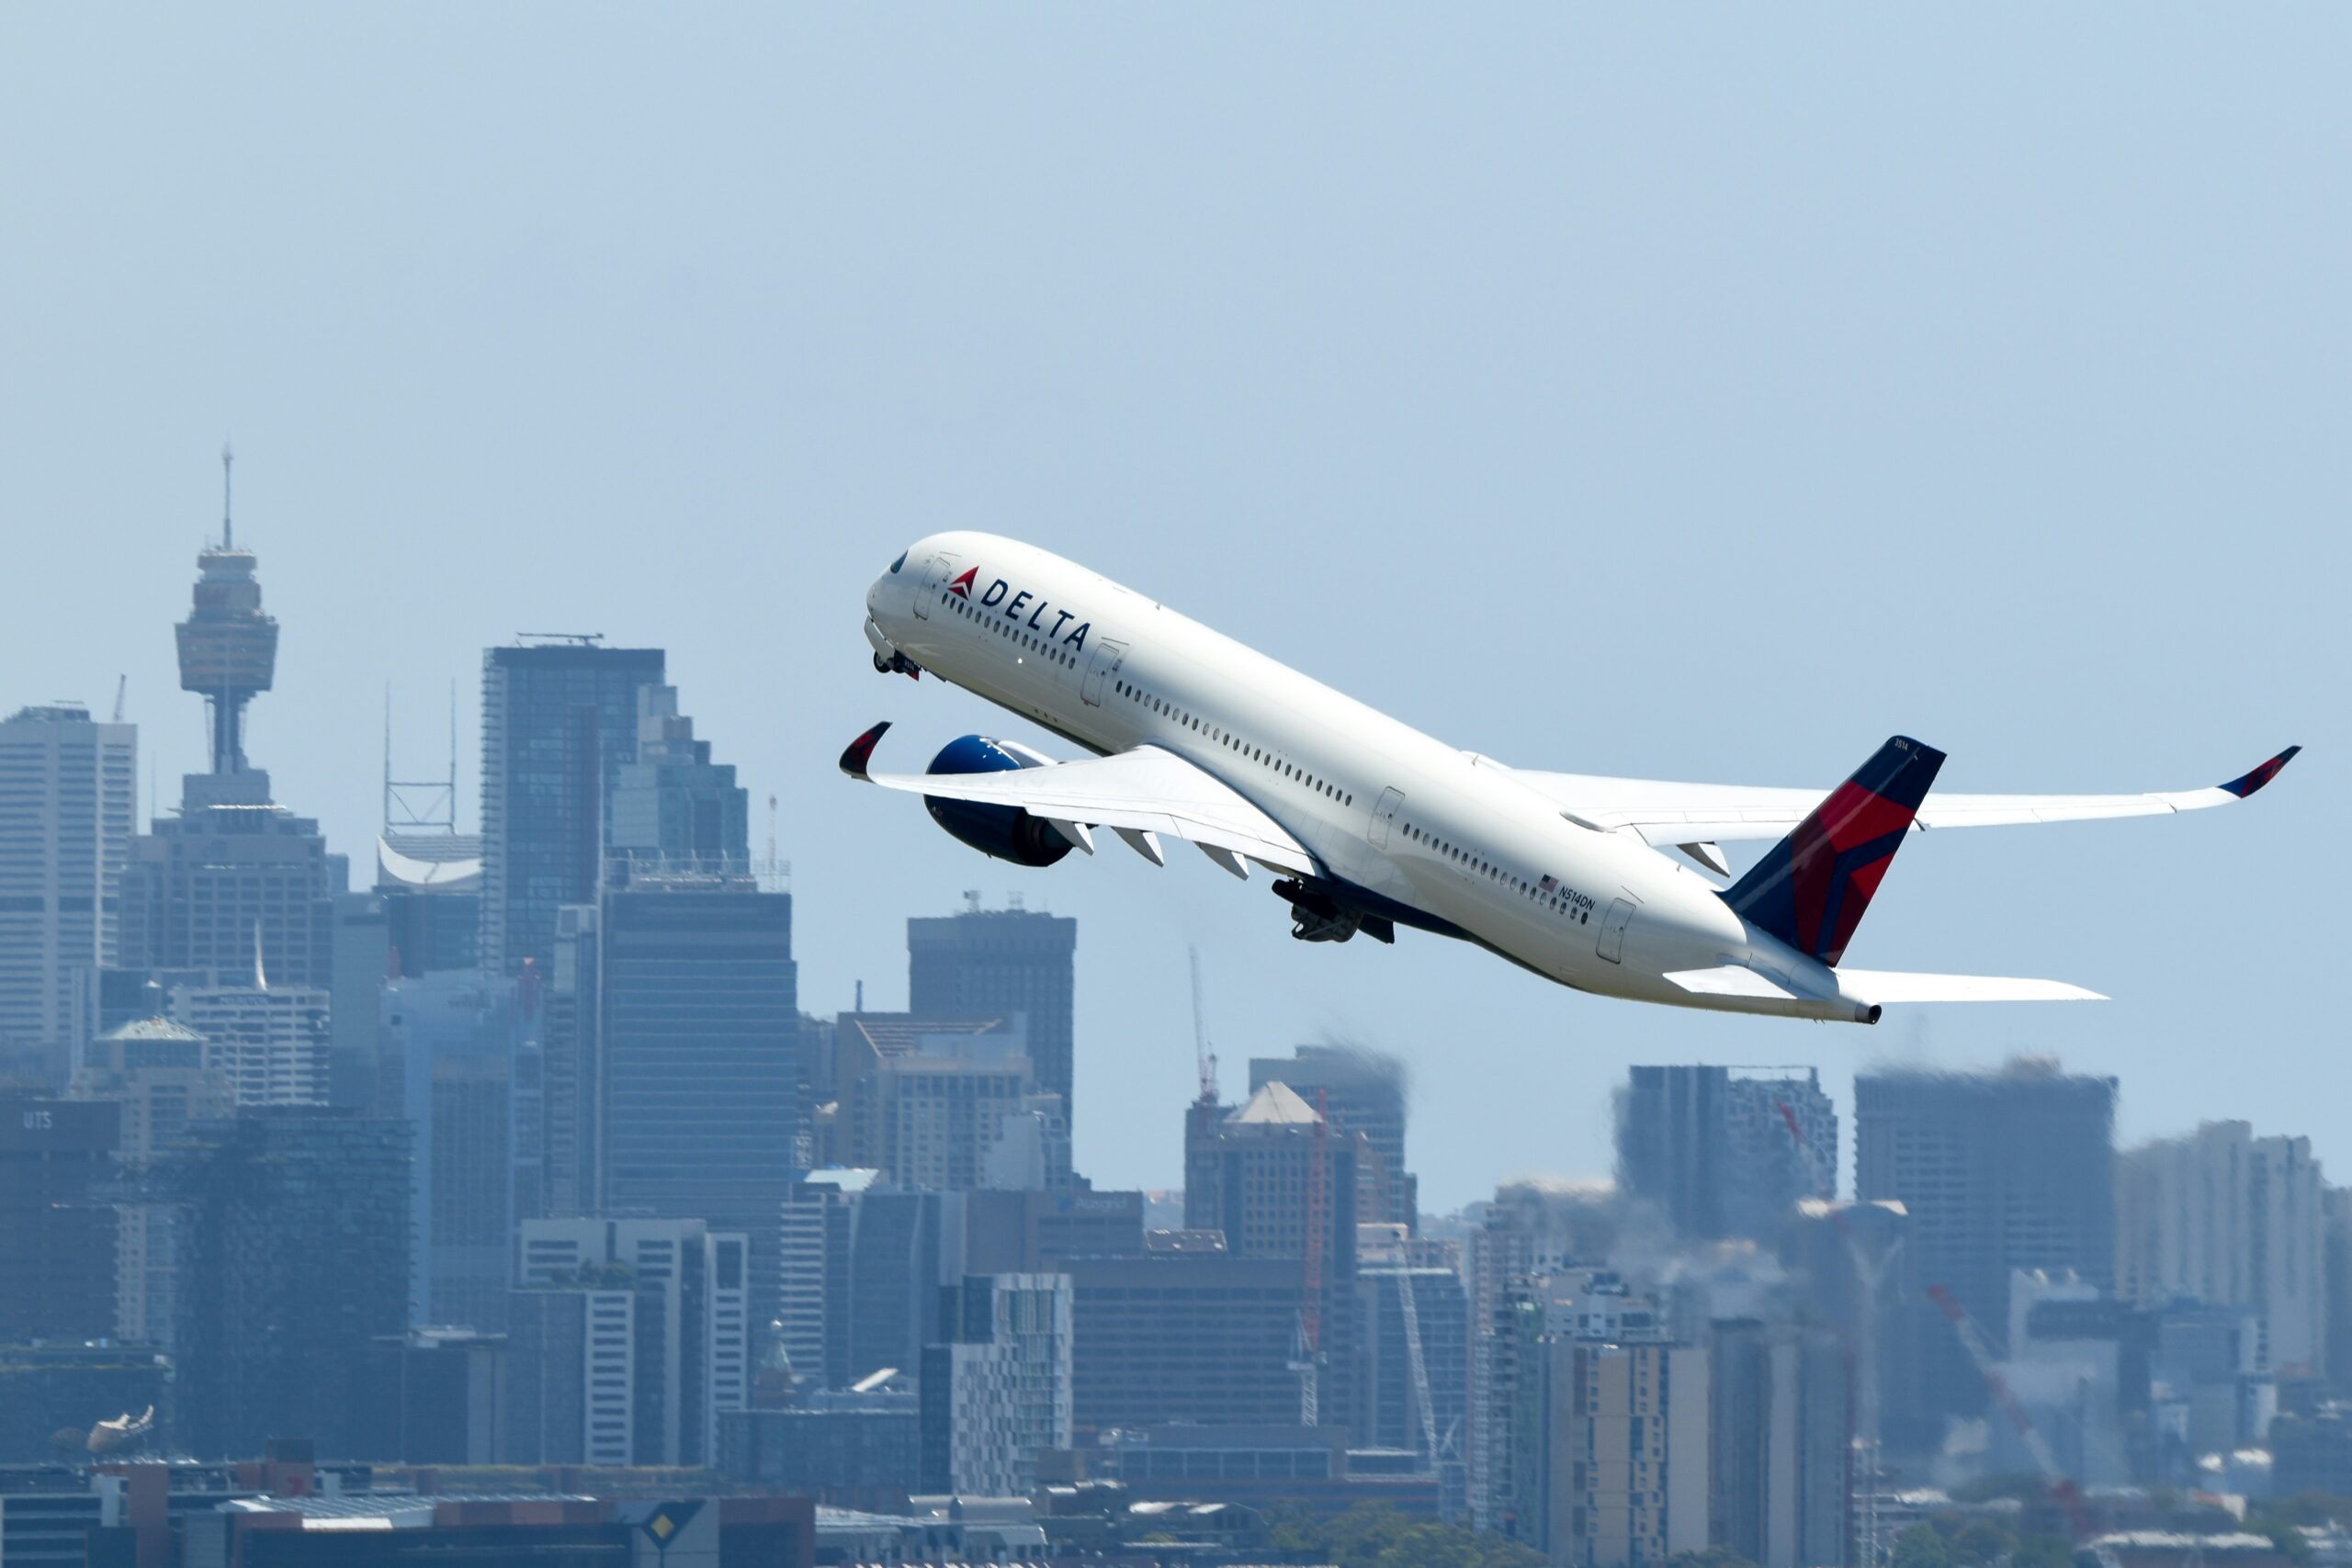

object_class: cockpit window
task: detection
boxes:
[889,551,908,573]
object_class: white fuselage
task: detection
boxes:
[866,532,1871,1022]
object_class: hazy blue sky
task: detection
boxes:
[3,7,2342,1209]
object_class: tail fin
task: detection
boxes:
[1722,735,1946,966]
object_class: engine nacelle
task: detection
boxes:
[922,735,1072,867]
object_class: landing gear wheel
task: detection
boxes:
[874,652,894,673]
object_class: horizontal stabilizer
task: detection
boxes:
[1664,964,1800,1000]
[1837,969,2106,1004]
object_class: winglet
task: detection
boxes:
[839,721,891,781]
[2220,745,2301,799]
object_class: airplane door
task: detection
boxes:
[1597,897,1636,964]
[1080,639,1127,706]
[911,554,956,620]
[1369,787,1405,849]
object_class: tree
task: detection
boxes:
[1259,1504,1548,1568]
[1893,1522,1953,1568]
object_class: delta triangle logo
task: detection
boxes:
[946,568,978,599]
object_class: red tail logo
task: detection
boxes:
[946,568,977,599]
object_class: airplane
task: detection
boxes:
[846,533,2298,1024]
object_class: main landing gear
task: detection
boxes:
[1273,878,1396,945]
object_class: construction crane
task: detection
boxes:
[1187,946,1217,1103]
[110,675,126,724]
[1394,1246,1440,1470]
[1927,1282,2092,1540]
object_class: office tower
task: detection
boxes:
[1250,1043,1418,1226]
[69,1008,233,1344]
[1710,1319,1850,1568]
[0,1093,120,1344]
[1065,1252,1317,1434]
[2117,1121,2329,1379]
[172,1107,413,1459]
[1998,1269,2147,1486]
[120,508,343,994]
[780,1168,877,1391]
[2330,1189,2352,1401]
[351,1328,509,1464]
[606,684,751,874]
[873,1023,1066,1191]
[920,1272,1075,1495]
[1467,1179,1630,1531]
[722,1382,922,1503]
[908,899,1077,1119]
[333,829,481,1108]
[832,1012,1065,1190]
[842,1189,958,1388]
[478,639,663,975]
[0,704,136,1082]
[379,969,526,1330]
[1186,1081,1361,1267]
[1508,1278,1709,1568]
[540,903,598,1216]
[597,882,797,1327]
[1855,1058,2117,1433]
[1781,1198,1918,1540]
[1356,1229,1469,1510]
[1616,1065,1836,1244]
[508,1217,750,1466]
[165,976,331,1106]
[1183,1080,1363,1427]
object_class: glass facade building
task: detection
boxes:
[478,643,663,976]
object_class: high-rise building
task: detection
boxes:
[1184,1079,1364,1432]
[2117,1121,2329,1379]
[540,903,599,1216]
[920,1272,1075,1495]
[1616,1066,1836,1244]
[379,969,526,1331]
[1250,1044,1417,1226]
[1467,1180,1630,1531]
[1855,1058,2117,1433]
[875,1023,1066,1192]
[1508,1277,1710,1568]
[508,1216,750,1466]
[478,640,663,975]
[68,1007,233,1344]
[121,505,343,994]
[165,976,332,1106]
[908,901,1077,1121]
[0,1093,120,1345]
[0,705,136,1082]
[606,684,751,874]
[1709,1319,1850,1568]
[1065,1252,1316,1435]
[779,1168,878,1391]
[596,882,797,1329]
[171,1107,413,1459]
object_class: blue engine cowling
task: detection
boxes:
[922,735,1072,867]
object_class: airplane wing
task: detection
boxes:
[1513,745,2301,852]
[840,722,1317,878]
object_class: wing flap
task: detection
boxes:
[851,731,1317,877]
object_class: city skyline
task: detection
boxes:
[1,6,2338,1213]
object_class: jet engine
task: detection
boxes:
[922,736,1072,867]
